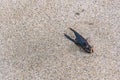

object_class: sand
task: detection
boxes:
[0,0,120,80]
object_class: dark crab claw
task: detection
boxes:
[64,28,94,53]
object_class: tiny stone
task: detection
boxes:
[75,12,80,15]
[88,23,94,25]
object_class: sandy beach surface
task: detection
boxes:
[0,0,120,80]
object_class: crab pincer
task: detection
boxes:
[64,28,93,53]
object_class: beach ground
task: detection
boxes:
[0,0,120,80]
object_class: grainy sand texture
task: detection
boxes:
[0,0,120,80]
